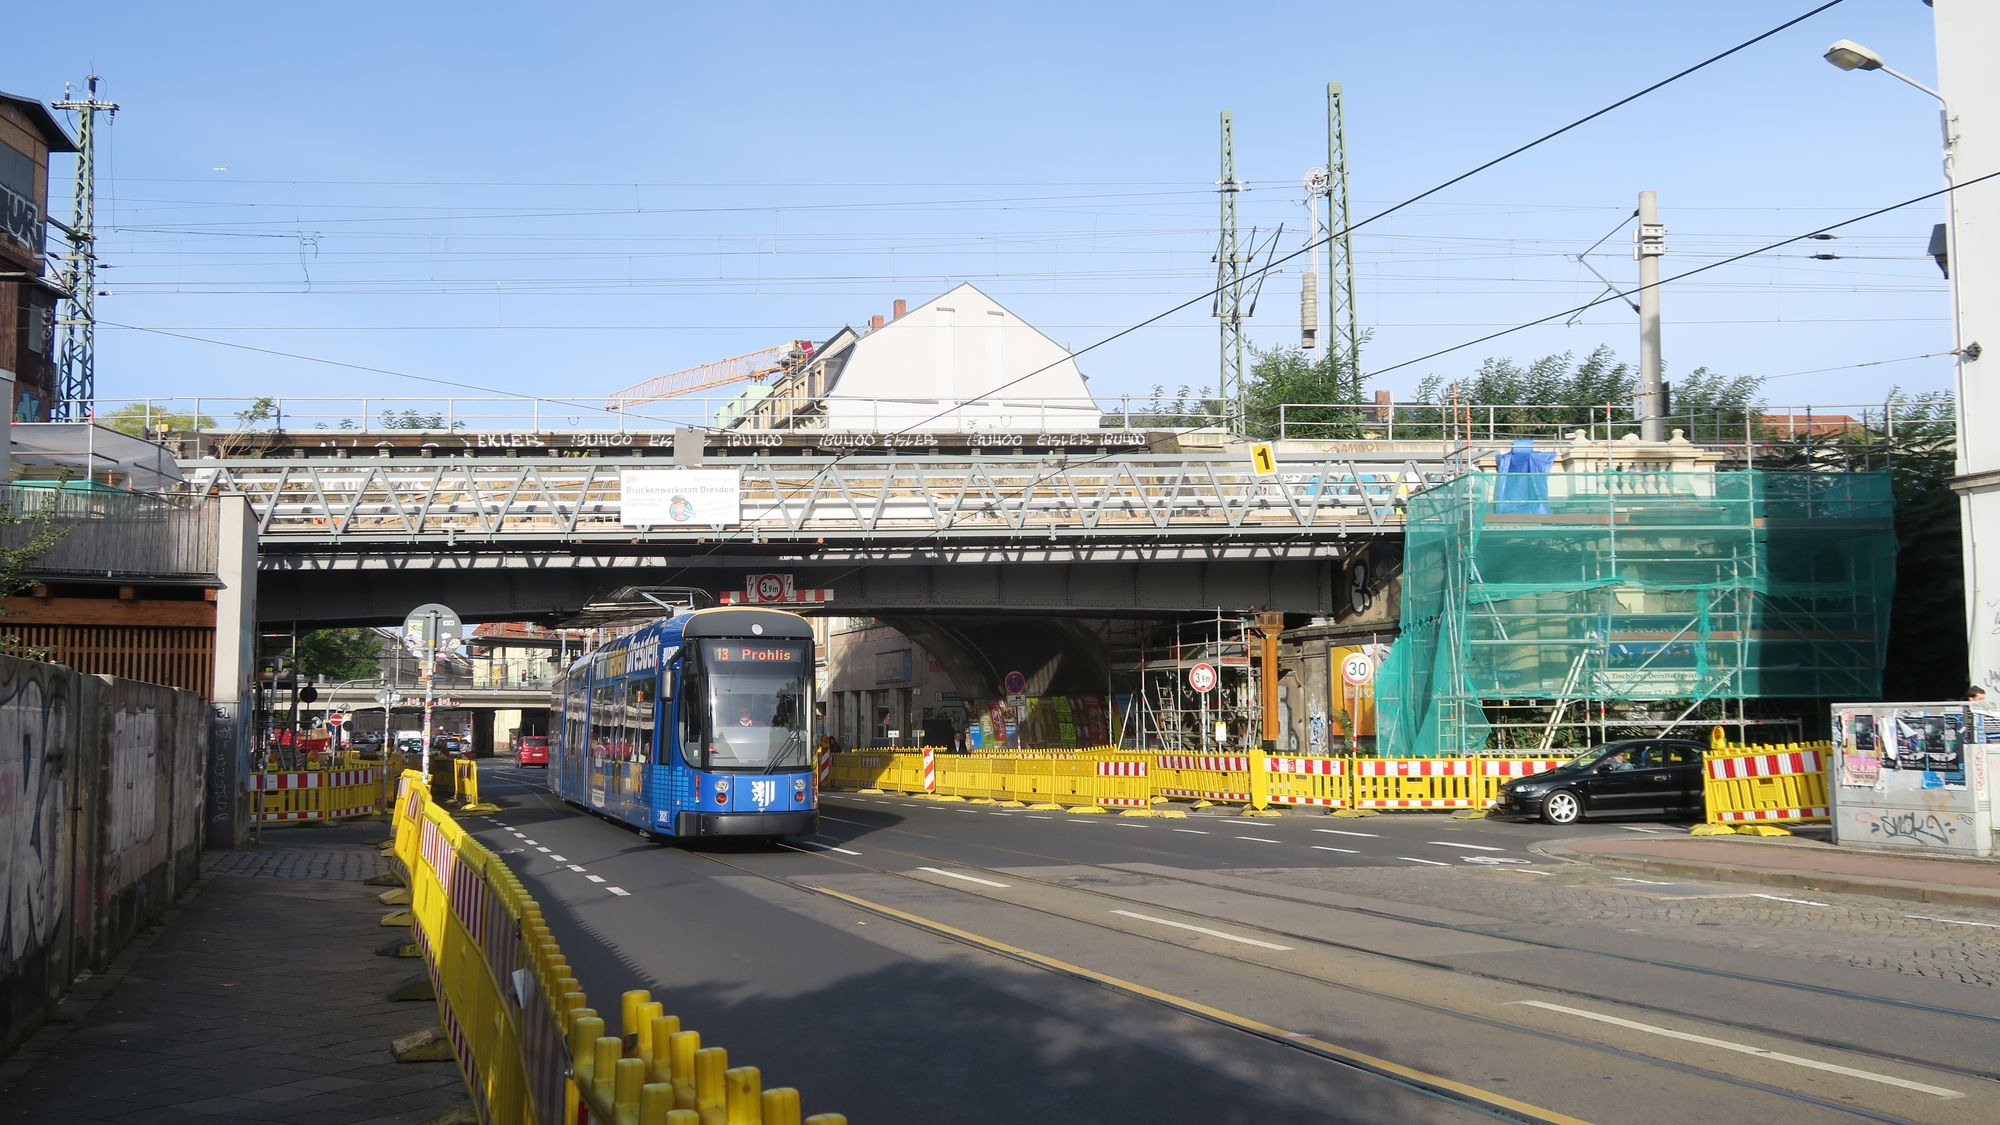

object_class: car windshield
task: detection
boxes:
[690,640,809,772]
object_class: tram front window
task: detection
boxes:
[696,640,808,771]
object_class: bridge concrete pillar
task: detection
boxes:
[207,495,258,849]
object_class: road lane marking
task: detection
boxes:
[522,839,538,845]
[988,812,1013,817]
[607,887,630,896]
[585,874,605,884]
[1026,815,1054,820]
[1115,823,1149,829]
[1172,828,1210,835]
[1312,828,1378,838]
[1428,841,1504,851]
[1399,857,1451,867]
[1311,845,1359,854]
[1110,910,1292,951]
[1512,1001,1963,1098]
[1613,876,1673,885]
[508,831,524,837]
[805,887,1590,1125]
[1751,893,1830,907]
[568,865,586,872]
[919,867,1010,888]
[1905,914,2000,928]
[1218,818,1275,825]
[535,846,550,853]
[549,855,566,862]
[800,842,862,856]
[1235,836,1280,844]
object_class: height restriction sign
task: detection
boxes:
[1188,662,1218,694]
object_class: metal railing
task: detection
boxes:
[0,487,218,579]
[1275,401,1955,446]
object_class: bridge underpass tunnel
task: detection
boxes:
[818,608,1396,754]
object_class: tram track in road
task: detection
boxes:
[797,802,2000,1091]
[469,772,1989,1119]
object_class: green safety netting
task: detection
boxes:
[1374,470,1896,757]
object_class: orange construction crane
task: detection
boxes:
[605,340,815,411]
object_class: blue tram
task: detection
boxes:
[549,607,818,838]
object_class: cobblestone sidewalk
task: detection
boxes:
[0,823,465,1124]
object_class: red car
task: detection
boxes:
[515,735,550,767]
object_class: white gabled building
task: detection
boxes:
[719,283,1102,432]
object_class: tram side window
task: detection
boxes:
[680,665,705,768]
[591,682,625,759]
[566,688,587,757]
[625,677,658,763]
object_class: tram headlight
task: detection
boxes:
[714,781,729,805]
[793,777,807,802]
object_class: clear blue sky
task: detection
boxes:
[16,0,1953,426]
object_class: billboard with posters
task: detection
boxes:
[1830,701,1997,857]
[620,469,742,526]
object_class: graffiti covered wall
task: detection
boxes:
[0,657,208,1056]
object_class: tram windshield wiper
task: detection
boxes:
[763,731,806,774]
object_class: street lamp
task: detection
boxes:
[1824,39,1946,103]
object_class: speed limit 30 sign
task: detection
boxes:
[1341,652,1375,687]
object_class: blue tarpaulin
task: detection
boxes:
[1493,440,1555,513]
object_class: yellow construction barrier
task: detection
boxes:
[389,773,845,1124]
[253,765,386,824]
[1701,727,1832,831]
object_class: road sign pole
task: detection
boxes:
[421,610,437,784]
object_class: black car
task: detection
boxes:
[1491,738,1706,825]
[430,734,471,759]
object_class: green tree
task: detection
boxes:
[100,404,218,437]
[293,628,388,682]
[1403,345,1764,442]
[1242,343,1367,440]
[380,409,465,431]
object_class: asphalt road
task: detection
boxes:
[466,764,2000,1124]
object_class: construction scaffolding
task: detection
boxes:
[1375,470,1896,757]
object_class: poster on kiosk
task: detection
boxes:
[1829,701,1998,858]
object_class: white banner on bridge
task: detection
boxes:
[620,469,742,526]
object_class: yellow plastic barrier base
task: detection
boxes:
[377,888,412,905]
[1693,822,1793,837]
[1064,805,1107,815]
[386,971,435,1002]
[378,908,414,927]
[1690,823,1739,836]
[929,794,965,803]
[1450,809,1489,820]
[1328,808,1380,818]
[857,788,886,794]
[391,1026,456,1063]
[993,799,1027,808]
[1189,799,1215,809]
[1236,807,1282,818]
[1026,802,1064,811]
[363,872,403,888]
[461,802,501,815]
[968,798,998,805]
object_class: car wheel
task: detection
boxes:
[1541,789,1583,825]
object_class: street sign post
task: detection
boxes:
[402,603,461,783]
[1340,651,1375,751]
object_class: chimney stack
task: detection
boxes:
[892,299,907,320]
[1373,388,1392,422]
[869,314,885,332]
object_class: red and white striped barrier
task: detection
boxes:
[1352,757,1477,808]
[921,746,937,794]
[1707,750,1822,779]
[1096,761,1149,777]
[1705,748,1830,822]
[1153,753,1251,803]
[816,747,833,794]
[254,768,375,789]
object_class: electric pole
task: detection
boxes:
[1636,190,1668,440]
[1325,83,1362,394]
[1216,111,1247,431]
[52,76,116,422]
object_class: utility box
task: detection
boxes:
[1829,702,1997,858]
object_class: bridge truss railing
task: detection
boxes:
[192,455,1446,542]
[1276,400,1955,448]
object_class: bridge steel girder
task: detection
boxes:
[253,549,1346,626]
